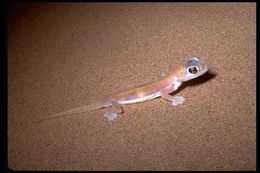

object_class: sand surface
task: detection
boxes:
[8,3,256,170]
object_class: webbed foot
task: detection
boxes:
[104,112,118,121]
[171,96,185,106]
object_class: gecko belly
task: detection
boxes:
[118,92,161,104]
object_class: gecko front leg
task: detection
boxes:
[159,77,185,106]
[160,90,185,106]
[103,100,123,121]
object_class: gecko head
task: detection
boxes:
[178,57,208,82]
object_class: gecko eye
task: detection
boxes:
[188,66,198,74]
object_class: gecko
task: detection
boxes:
[36,57,208,123]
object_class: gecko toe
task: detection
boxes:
[171,96,185,106]
[104,112,117,121]
[176,96,185,102]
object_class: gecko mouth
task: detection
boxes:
[201,66,209,74]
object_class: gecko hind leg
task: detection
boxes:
[103,100,123,121]
[160,91,185,106]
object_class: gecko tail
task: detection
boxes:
[34,101,110,124]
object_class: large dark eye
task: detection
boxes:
[188,66,198,74]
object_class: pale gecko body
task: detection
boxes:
[36,57,208,123]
